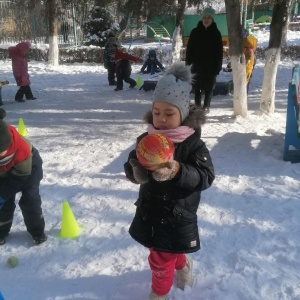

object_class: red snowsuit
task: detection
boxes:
[8,42,35,101]
[8,42,31,87]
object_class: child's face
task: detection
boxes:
[152,101,181,130]
[150,56,155,60]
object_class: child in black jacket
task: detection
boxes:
[124,62,214,300]
[140,50,165,74]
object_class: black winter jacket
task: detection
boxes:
[185,21,223,78]
[124,108,215,253]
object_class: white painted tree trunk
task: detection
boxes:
[48,35,59,67]
[231,55,248,117]
[171,26,182,63]
[260,48,280,113]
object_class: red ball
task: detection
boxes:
[136,133,175,168]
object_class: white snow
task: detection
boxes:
[0,30,300,300]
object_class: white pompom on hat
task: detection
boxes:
[152,62,192,122]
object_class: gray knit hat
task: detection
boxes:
[152,62,192,122]
[0,120,12,152]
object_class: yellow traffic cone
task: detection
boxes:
[59,201,82,238]
[18,118,27,137]
[136,74,142,87]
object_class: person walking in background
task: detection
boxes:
[0,108,46,246]
[140,49,165,74]
[8,41,37,103]
[243,33,257,94]
[185,7,223,113]
[108,46,142,91]
[103,33,118,86]
[124,62,215,300]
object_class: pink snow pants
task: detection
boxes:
[148,248,186,296]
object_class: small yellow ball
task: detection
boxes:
[7,256,19,268]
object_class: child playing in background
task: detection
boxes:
[109,46,142,91]
[8,41,36,102]
[124,62,215,300]
[243,34,257,94]
[0,108,46,246]
[103,33,118,86]
[0,80,9,106]
[140,49,165,74]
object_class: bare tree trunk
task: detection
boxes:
[260,0,289,113]
[47,0,59,66]
[281,19,289,47]
[282,0,296,47]
[172,26,182,63]
[225,0,248,117]
[172,0,186,63]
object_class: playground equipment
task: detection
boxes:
[283,65,300,163]
[146,21,171,45]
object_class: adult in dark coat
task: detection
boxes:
[186,7,223,112]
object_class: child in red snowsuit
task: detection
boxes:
[8,41,36,102]
[109,46,141,91]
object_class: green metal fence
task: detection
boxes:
[0,0,90,47]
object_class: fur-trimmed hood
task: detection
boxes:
[143,105,206,131]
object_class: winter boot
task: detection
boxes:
[0,234,8,246]
[148,291,168,300]
[202,106,210,114]
[32,233,47,245]
[129,82,137,89]
[176,255,193,290]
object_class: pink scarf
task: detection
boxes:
[147,124,195,143]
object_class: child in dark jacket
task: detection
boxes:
[0,108,46,246]
[124,62,215,300]
[103,35,119,86]
[8,42,36,102]
[140,49,165,74]
[109,46,142,91]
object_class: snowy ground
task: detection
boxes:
[0,30,300,300]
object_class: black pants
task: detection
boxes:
[194,76,216,108]
[0,147,45,239]
[116,71,136,89]
[15,85,34,101]
[107,62,116,85]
